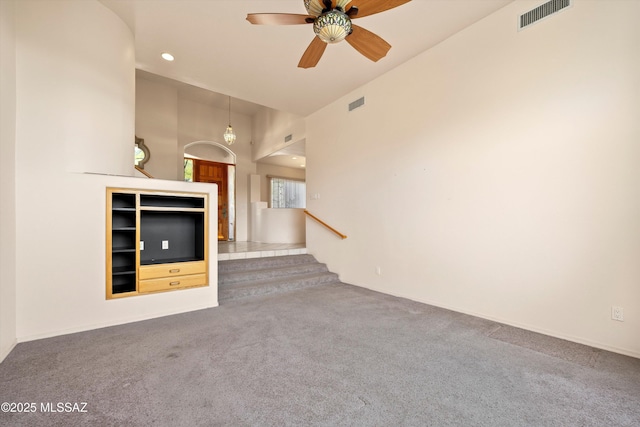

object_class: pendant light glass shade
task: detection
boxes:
[224,96,236,145]
[224,125,236,145]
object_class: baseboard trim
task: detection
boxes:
[354,283,640,360]
[0,339,17,364]
[16,301,218,344]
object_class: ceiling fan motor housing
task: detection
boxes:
[304,0,353,17]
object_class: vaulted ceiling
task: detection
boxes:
[101,0,514,117]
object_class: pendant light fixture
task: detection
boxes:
[223,96,236,145]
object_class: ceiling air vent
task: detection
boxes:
[284,134,292,143]
[519,0,571,30]
[349,96,365,112]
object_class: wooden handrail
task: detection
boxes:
[135,165,154,178]
[304,210,347,240]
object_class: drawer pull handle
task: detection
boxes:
[169,269,180,273]
[170,281,180,286]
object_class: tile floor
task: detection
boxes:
[217,241,307,261]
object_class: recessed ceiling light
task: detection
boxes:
[300,164,306,168]
[161,52,175,61]
[292,157,297,160]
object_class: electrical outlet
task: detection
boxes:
[140,241,144,251]
[376,266,382,276]
[162,240,169,250]
[611,306,624,322]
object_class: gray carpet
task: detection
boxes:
[1,282,639,426]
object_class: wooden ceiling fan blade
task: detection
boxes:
[350,0,411,19]
[298,36,328,68]
[345,25,391,62]
[246,13,314,25]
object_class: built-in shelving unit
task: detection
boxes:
[109,193,137,296]
[106,188,209,299]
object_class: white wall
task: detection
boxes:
[16,0,134,176]
[12,0,218,346]
[251,205,305,244]
[307,0,640,357]
[252,107,305,161]
[135,78,179,180]
[0,0,18,362]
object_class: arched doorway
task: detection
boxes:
[184,141,236,241]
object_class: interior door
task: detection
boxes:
[193,159,228,241]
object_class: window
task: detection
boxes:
[184,158,194,182]
[135,136,150,169]
[270,177,306,208]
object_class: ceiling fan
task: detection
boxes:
[246,0,411,68]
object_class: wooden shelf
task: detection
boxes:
[112,267,136,275]
[112,248,135,253]
[139,206,205,212]
[140,256,202,265]
[106,188,209,299]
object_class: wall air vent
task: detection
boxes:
[348,96,365,112]
[519,0,571,30]
[284,134,292,143]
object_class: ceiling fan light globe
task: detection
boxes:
[313,10,351,44]
[304,0,353,17]
[303,0,320,16]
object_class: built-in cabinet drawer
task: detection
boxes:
[139,261,206,280]
[138,261,207,293]
[139,273,207,293]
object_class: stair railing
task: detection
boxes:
[304,210,347,240]
[135,165,154,178]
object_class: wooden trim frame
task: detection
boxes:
[106,187,209,299]
[304,210,347,240]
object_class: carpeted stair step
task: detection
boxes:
[218,254,340,302]
[218,254,318,274]
[220,262,330,286]
[219,271,340,301]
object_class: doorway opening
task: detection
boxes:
[184,141,236,241]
